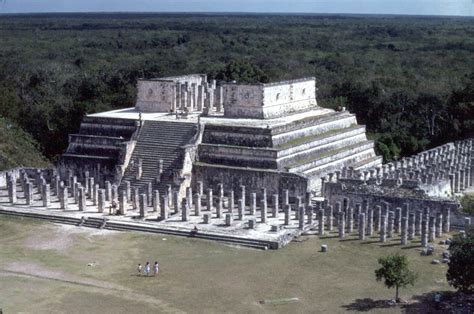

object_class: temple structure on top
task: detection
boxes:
[58,74,382,201]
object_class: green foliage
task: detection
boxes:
[0,117,50,170]
[447,226,474,293]
[375,254,417,301]
[460,194,474,215]
[215,59,269,83]
[0,14,473,161]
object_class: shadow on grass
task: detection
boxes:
[339,238,359,242]
[342,291,463,313]
[320,235,339,239]
[401,245,421,250]
[341,298,394,311]
[380,242,402,247]
[360,240,380,245]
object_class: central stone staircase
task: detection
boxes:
[120,120,198,194]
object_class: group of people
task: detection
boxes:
[137,261,159,277]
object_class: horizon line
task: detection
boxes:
[0,11,473,18]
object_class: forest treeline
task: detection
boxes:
[0,13,473,167]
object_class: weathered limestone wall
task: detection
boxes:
[135,80,177,112]
[223,78,317,119]
[193,163,308,199]
[136,74,208,113]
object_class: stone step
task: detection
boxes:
[271,111,352,136]
[351,155,383,170]
[277,127,368,168]
[286,140,375,173]
[272,113,357,147]
[120,120,197,194]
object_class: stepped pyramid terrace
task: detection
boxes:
[58,74,382,199]
[1,74,472,249]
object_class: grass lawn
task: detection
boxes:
[0,216,454,313]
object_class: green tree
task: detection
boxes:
[447,226,474,293]
[375,254,417,302]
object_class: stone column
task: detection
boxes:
[194,193,201,216]
[197,85,204,111]
[78,187,86,212]
[98,189,105,213]
[152,190,160,213]
[147,182,153,206]
[173,190,179,215]
[225,213,233,226]
[260,199,267,223]
[416,210,423,236]
[375,205,382,231]
[74,182,81,204]
[132,188,139,210]
[139,194,146,218]
[240,185,246,206]
[111,184,118,204]
[284,205,291,225]
[283,189,289,207]
[429,216,436,242]
[216,197,223,218]
[436,212,443,238]
[307,205,314,225]
[421,218,428,247]
[408,213,415,240]
[93,184,99,206]
[54,175,60,196]
[25,182,33,205]
[395,207,402,234]
[42,184,51,207]
[296,196,303,220]
[347,207,354,233]
[118,190,126,215]
[250,193,257,215]
[338,211,346,239]
[443,208,450,233]
[186,187,193,209]
[387,211,394,238]
[298,206,305,230]
[182,199,189,222]
[124,180,131,201]
[248,218,256,229]
[367,208,374,236]
[105,181,111,201]
[60,186,68,210]
[207,188,213,212]
[272,194,279,218]
[400,217,407,245]
[380,215,387,243]
[166,185,172,206]
[217,183,224,199]
[238,199,244,220]
[318,209,325,236]
[136,159,142,180]
[327,205,334,231]
[216,86,224,112]
[160,195,168,220]
[87,177,94,199]
[359,213,366,240]
[203,213,211,224]
[7,179,17,204]
[228,190,234,214]
[465,217,472,228]
[196,181,203,196]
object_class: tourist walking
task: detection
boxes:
[137,263,142,276]
[145,261,150,276]
[153,261,159,276]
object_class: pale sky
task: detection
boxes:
[0,0,473,16]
